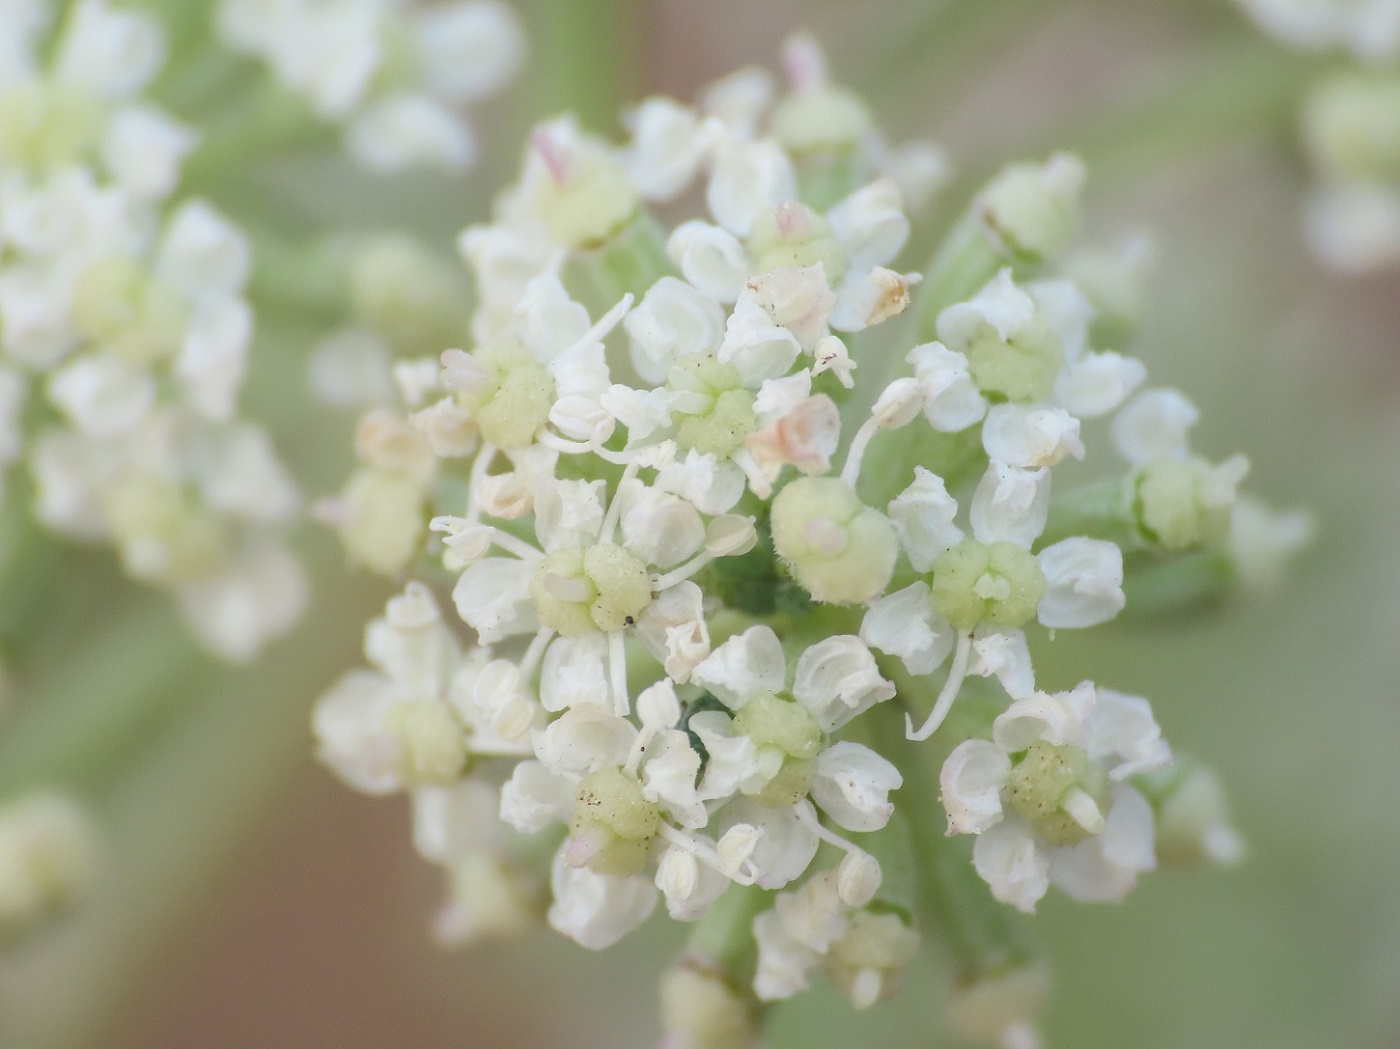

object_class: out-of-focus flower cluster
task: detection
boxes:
[311,34,1289,1046]
[216,0,524,173]
[1235,0,1400,272]
[0,0,305,660]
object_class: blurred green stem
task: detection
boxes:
[869,697,1034,982]
[0,570,372,1049]
[524,0,644,131]
[0,597,202,797]
[1124,548,1235,618]
[685,882,770,983]
[180,81,335,191]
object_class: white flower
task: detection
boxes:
[547,850,657,950]
[55,0,165,100]
[312,582,479,789]
[346,94,475,173]
[1234,0,1400,59]
[939,682,1171,911]
[811,742,902,832]
[864,461,1125,687]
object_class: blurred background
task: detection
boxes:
[1,0,1398,1046]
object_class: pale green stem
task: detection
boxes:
[562,212,675,320]
[684,881,772,981]
[0,596,202,797]
[1051,33,1319,184]
[243,228,352,321]
[524,0,644,131]
[0,571,377,1049]
[180,81,335,190]
[915,211,1003,341]
[1041,477,1136,549]
[869,690,1034,982]
[1123,548,1236,618]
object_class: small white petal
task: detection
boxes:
[1036,538,1125,629]
[792,635,895,732]
[813,741,902,832]
[1111,388,1199,466]
[860,583,952,676]
[969,461,1050,548]
[972,819,1049,913]
[690,625,786,709]
[940,739,1011,835]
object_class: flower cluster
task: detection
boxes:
[313,36,1271,1044]
[216,0,524,173]
[0,0,306,659]
[1235,0,1400,271]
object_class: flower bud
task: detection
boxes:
[1131,454,1249,552]
[747,202,846,283]
[334,467,427,575]
[824,909,919,1009]
[977,153,1085,263]
[530,123,639,250]
[0,791,98,942]
[659,961,760,1049]
[950,966,1048,1049]
[835,851,882,907]
[771,477,897,604]
[349,235,470,353]
[381,699,468,785]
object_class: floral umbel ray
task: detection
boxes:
[311,32,1306,1049]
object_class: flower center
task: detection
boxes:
[747,202,847,284]
[771,476,897,605]
[569,766,662,876]
[964,314,1064,403]
[531,542,652,636]
[1005,739,1110,846]
[733,692,822,807]
[668,354,757,458]
[456,343,556,450]
[930,539,1046,631]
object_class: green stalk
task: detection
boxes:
[0,570,377,1049]
[914,211,1004,341]
[684,882,772,983]
[180,80,336,191]
[868,699,1034,982]
[0,596,202,797]
[1041,477,1136,549]
[1123,547,1235,618]
[524,0,644,131]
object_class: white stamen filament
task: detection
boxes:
[539,431,631,464]
[463,442,498,526]
[659,824,756,885]
[839,414,882,488]
[488,529,546,562]
[609,629,630,717]
[906,631,974,741]
[794,800,867,861]
[651,551,715,593]
[599,459,642,544]
[568,293,634,355]
[1061,787,1106,835]
[518,626,555,680]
